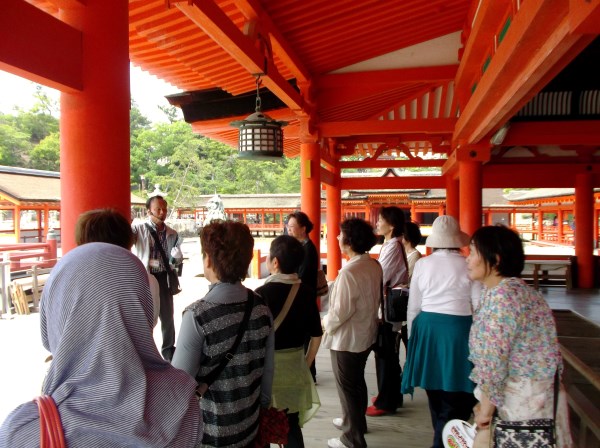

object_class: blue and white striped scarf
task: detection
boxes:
[0,243,201,447]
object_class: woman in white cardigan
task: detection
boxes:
[322,218,382,448]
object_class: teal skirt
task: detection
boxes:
[401,312,475,395]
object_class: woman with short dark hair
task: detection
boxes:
[172,221,275,448]
[255,235,322,448]
[322,218,382,448]
[368,206,408,417]
[467,225,573,447]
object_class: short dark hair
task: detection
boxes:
[340,218,377,254]
[75,208,134,249]
[269,235,304,274]
[470,225,524,278]
[404,221,422,248]
[287,211,314,234]
[146,195,166,210]
[379,206,406,238]
[200,220,254,283]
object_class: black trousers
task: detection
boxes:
[152,271,175,361]
[425,389,476,448]
[373,322,403,412]
[285,412,304,448]
[331,349,370,448]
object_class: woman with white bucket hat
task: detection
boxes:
[401,215,481,448]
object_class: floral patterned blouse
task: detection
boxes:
[469,277,562,407]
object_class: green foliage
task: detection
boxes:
[130,114,302,211]
[1,89,302,209]
[0,121,30,166]
[30,132,60,171]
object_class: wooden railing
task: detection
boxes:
[553,310,600,447]
[0,240,58,316]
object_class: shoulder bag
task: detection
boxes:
[253,283,297,448]
[316,270,329,296]
[372,260,395,356]
[492,369,559,447]
[34,395,66,448]
[145,224,182,296]
[384,240,409,323]
[196,289,254,397]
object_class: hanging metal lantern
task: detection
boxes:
[230,76,287,159]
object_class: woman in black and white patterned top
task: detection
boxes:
[173,221,275,448]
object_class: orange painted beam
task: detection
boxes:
[320,166,335,186]
[502,121,600,146]
[482,164,600,188]
[0,0,82,91]
[453,0,595,145]
[341,176,445,190]
[569,0,600,34]
[575,173,594,288]
[454,0,512,110]
[339,159,445,169]
[317,65,458,89]
[235,0,310,83]
[175,0,305,112]
[320,118,456,137]
[300,142,321,253]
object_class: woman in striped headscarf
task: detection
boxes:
[0,243,201,447]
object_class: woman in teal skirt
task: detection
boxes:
[400,216,481,448]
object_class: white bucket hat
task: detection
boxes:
[425,215,470,248]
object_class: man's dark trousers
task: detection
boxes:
[152,271,175,361]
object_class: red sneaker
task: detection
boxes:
[366,406,391,417]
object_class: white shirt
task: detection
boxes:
[407,250,481,337]
[378,237,408,288]
[322,254,382,352]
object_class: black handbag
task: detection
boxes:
[383,240,410,323]
[492,370,559,447]
[385,287,409,323]
[146,224,182,296]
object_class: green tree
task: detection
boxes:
[0,120,31,166]
[29,132,60,171]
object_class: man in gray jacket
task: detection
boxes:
[132,195,182,361]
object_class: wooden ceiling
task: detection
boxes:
[21,0,600,170]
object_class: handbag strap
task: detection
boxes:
[552,367,559,420]
[145,223,176,275]
[273,283,300,331]
[196,289,254,396]
[394,238,409,288]
[373,259,385,317]
[34,395,66,448]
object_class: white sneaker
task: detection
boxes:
[327,438,348,448]
[332,417,343,430]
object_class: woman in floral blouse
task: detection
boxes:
[466,225,573,447]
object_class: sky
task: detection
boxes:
[0,64,181,124]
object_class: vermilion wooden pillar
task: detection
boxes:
[326,163,342,280]
[458,161,482,237]
[300,142,321,256]
[557,209,564,244]
[537,210,544,241]
[445,175,459,220]
[575,173,594,288]
[59,1,130,253]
